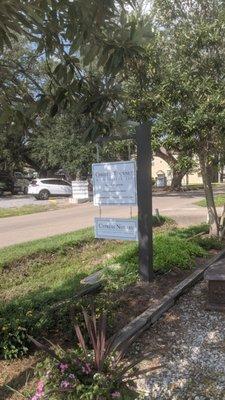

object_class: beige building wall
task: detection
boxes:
[152,156,203,186]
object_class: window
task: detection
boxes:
[61,180,71,186]
[41,179,61,185]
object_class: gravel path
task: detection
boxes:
[135,281,225,400]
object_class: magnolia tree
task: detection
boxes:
[150,0,225,236]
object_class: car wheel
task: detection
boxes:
[23,187,28,195]
[39,189,50,200]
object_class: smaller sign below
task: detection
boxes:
[95,218,138,241]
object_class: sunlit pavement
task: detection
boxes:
[0,190,215,248]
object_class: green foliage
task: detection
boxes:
[30,113,134,178]
[154,234,206,271]
[27,311,143,400]
[0,228,93,270]
[0,323,28,360]
[0,1,147,142]
[103,226,208,291]
[168,224,209,239]
[0,222,217,360]
[193,236,224,251]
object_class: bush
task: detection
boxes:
[193,236,224,251]
[26,312,148,400]
[154,234,206,271]
[103,232,207,288]
[0,322,28,359]
[168,224,209,239]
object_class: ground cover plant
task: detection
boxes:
[23,311,152,400]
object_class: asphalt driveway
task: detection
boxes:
[0,190,212,248]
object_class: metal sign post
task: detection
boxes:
[136,123,154,282]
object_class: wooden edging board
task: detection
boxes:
[111,248,225,351]
[49,281,103,311]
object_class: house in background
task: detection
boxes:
[151,156,203,186]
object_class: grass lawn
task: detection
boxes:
[196,193,225,207]
[0,227,94,270]
[1,218,222,361]
[0,204,59,218]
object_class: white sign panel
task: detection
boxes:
[92,161,137,206]
[95,218,138,241]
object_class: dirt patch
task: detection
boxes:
[108,268,191,332]
[0,355,39,400]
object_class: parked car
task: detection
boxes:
[28,178,72,200]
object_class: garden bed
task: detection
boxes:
[0,221,224,399]
[0,266,206,400]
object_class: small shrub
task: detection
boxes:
[106,234,207,279]
[26,312,156,400]
[169,224,209,239]
[193,236,224,251]
[154,234,206,271]
[0,322,28,359]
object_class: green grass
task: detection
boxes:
[0,215,168,270]
[185,183,224,190]
[196,194,225,207]
[0,228,94,270]
[0,220,221,359]
[0,204,58,218]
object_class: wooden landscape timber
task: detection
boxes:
[111,247,225,351]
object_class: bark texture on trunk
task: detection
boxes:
[199,153,219,236]
[155,147,187,191]
[170,170,185,191]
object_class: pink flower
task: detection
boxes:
[30,380,45,399]
[82,362,92,374]
[59,363,69,373]
[111,392,121,398]
[60,380,70,389]
[37,381,44,394]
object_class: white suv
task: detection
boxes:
[28,178,72,200]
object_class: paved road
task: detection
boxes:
[0,191,212,248]
[0,195,68,208]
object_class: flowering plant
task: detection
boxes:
[28,311,158,400]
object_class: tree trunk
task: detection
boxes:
[170,170,185,191]
[155,147,187,191]
[199,153,219,236]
